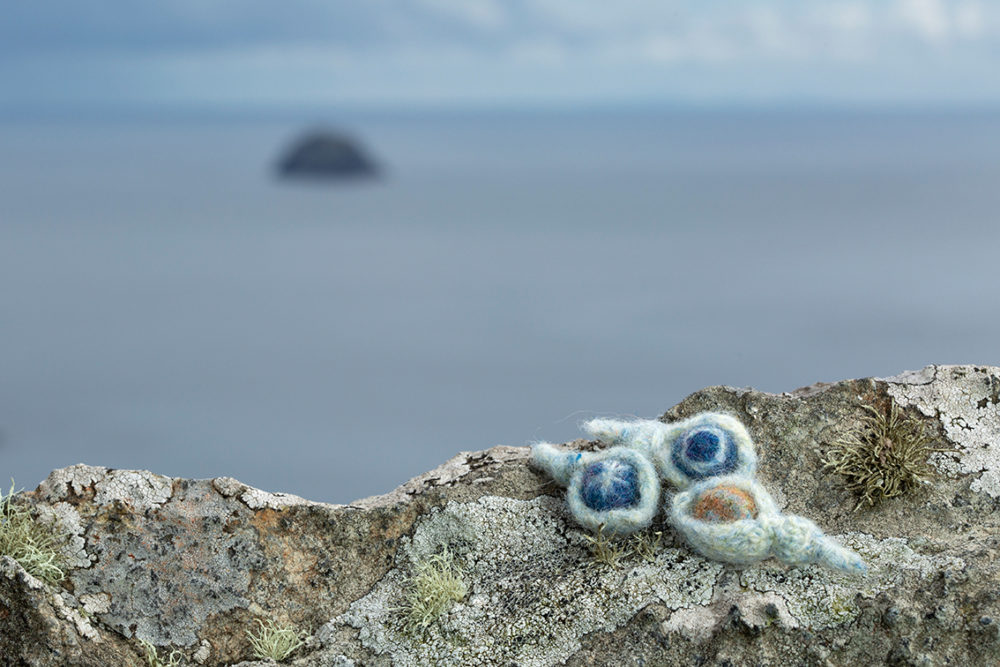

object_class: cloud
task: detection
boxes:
[891,0,993,45]
[416,0,507,30]
[894,0,950,44]
[954,2,987,39]
[2,1,1000,109]
[818,3,872,33]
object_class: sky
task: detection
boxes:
[2,0,999,113]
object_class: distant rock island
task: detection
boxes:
[277,130,378,179]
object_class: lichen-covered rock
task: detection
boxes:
[3,365,1000,665]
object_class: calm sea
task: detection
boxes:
[1,109,998,503]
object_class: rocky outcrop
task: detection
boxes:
[3,365,1000,665]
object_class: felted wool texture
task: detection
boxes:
[568,448,660,536]
[654,413,757,489]
[584,413,757,489]
[530,442,580,486]
[531,443,659,536]
[670,476,778,564]
[770,515,867,574]
[582,418,682,461]
[670,476,867,574]
[691,484,759,522]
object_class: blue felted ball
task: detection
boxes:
[579,459,641,511]
[530,443,660,536]
[670,424,741,482]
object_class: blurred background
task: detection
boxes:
[1,2,999,504]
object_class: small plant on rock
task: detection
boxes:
[583,523,628,569]
[402,546,467,635]
[138,639,183,667]
[0,480,67,583]
[246,618,308,662]
[824,401,948,510]
[630,528,664,563]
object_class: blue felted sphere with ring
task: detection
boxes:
[531,444,659,536]
[579,458,641,511]
[671,424,739,480]
[654,413,757,489]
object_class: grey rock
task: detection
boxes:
[277,132,377,179]
[2,364,1000,665]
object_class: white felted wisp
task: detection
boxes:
[531,444,659,536]
[582,418,681,461]
[584,413,757,489]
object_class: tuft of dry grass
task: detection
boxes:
[246,618,308,662]
[584,525,665,568]
[582,524,628,569]
[824,401,948,510]
[630,529,663,563]
[401,546,467,635]
[0,480,67,583]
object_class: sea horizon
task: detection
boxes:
[2,107,998,503]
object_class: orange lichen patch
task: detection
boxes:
[368,506,422,544]
[249,510,319,581]
[691,485,758,523]
[250,509,283,533]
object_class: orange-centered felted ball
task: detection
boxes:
[691,485,758,523]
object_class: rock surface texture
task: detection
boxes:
[3,365,1000,666]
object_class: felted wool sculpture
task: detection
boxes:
[670,475,867,574]
[530,444,659,536]
[533,412,866,574]
[691,484,759,522]
[583,413,757,489]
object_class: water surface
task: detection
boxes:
[1,110,998,502]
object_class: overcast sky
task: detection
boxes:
[2,0,999,113]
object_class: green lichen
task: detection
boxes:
[823,401,946,510]
[401,546,467,635]
[0,480,67,583]
[246,618,308,662]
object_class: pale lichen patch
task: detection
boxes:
[212,477,319,511]
[661,605,724,643]
[238,488,310,511]
[36,502,91,569]
[336,495,722,667]
[80,592,111,615]
[884,365,1000,497]
[661,592,797,643]
[93,471,173,511]
[36,464,108,501]
[192,639,211,664]
[739,532,963,630]
[51,589,100,641]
